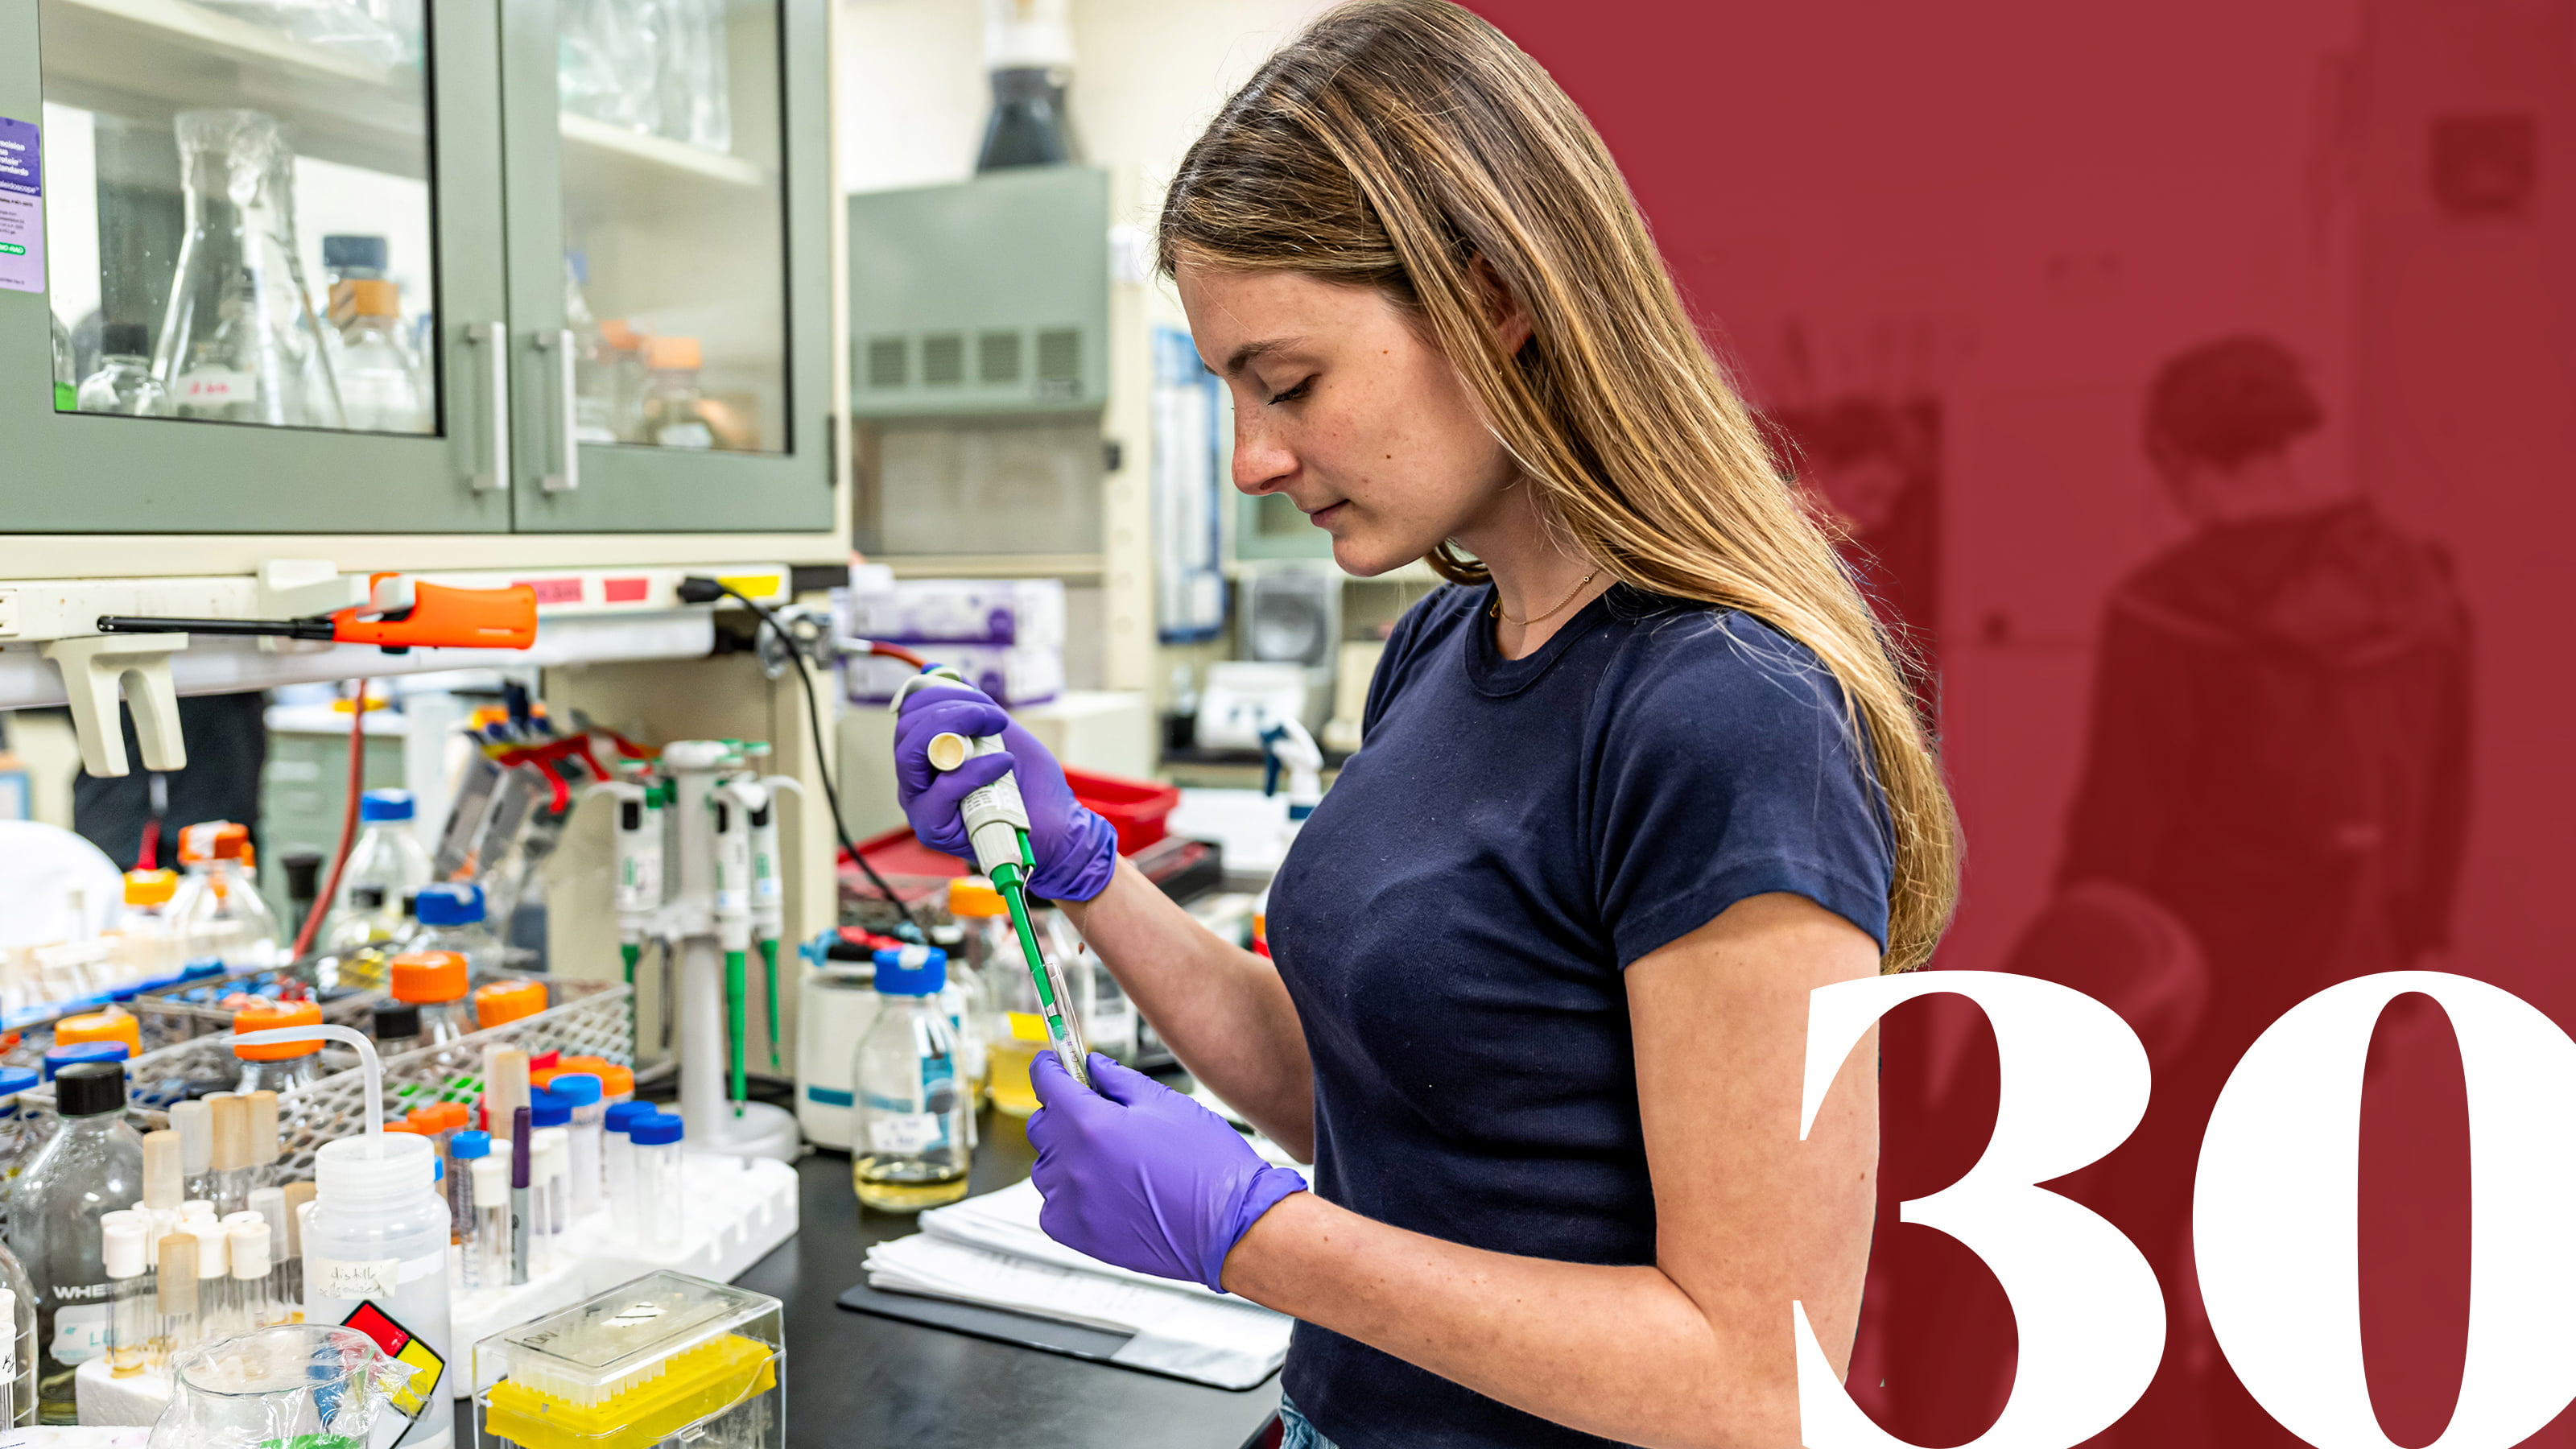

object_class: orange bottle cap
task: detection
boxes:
[232,999,323,1060]
[178,822,250,865]
[345,279,399,318]
[643,335,701,371]
[390,951,469,1005]
[122,869,176,906]
[599,319,643,350]
[473,979,547,1030]
[56,1010,142,1055]
[947,876,1007,918]
[596,1064,634,1097]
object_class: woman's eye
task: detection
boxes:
[1266,378,1313,406]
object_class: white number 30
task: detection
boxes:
[1788,969,2576,1449]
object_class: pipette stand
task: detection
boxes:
[660,740,801,1162]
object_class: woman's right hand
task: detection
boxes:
[892,681,1119,902]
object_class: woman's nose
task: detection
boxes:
[1232,419,1296,496]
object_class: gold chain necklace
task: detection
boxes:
[1490,570,1600,626]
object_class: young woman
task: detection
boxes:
[893,2,1959,1444]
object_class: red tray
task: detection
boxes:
[849,768,1183,881]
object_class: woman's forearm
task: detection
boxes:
[1062,858,1315,1154]
[1223,1194,1800,1449]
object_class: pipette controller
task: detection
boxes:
[893,667,1092,1090]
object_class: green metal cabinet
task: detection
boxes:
[0,0,834,535]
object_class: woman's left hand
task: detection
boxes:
[1026,1051,1307,1294]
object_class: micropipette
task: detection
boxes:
[891,667,1092,1090]
[710,762,754,1115]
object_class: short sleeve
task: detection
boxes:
[1591,613,1896,966]
[1361,585,1469,739]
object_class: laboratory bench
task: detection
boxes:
[456,1100,1285,1449]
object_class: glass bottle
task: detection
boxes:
[333,279,430,433]
[411,884,502,976]
[112,869,183,982]
[329,791,432,941]
[320,233,387,329]
[7,1062,143,1422]
[0,1228,38,1423]
[230,1001,328,1098]
[638,335,714,449]
[173,823,278,969]
[153,109,344,430]
[601,320,650,442]
[852,947,969,1213]
[565,253,619,444]
[389,952,473,1058]
[75,324,171,418]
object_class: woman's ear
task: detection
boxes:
[1469,256,1534,356]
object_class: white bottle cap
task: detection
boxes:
[471,1156,508,1199]
[228,1219,271,1278]
[180,1199,217,1224]
[314,1130,435,1208]
[187,1219,229,1278]
[101,1215,147,1279]
[171,1100,213,1174]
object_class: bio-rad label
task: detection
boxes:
[316,1257,401,1300]
[0,117,42,294]
[47,1299,106,1365]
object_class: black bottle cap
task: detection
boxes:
[54,1062,126,1117]
[351,884,386,911]
[281,852,325,907]
[373,1002,420,1042]
[101,322,148,357]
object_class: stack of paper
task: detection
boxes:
[865,1179,1294,1389]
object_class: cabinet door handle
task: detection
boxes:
[536,328,579,493]
[466,322,510,493]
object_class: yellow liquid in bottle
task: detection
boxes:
[854,1156,969,1212]
[987,1039,1043,1119]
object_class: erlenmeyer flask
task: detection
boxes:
[145,1324,414,1449]
[154,110,346,429]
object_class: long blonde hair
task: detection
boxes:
[1160,0,1959,968]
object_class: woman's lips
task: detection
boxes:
[1308,501,1347,528]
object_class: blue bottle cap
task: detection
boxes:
[359,789,415,824]
[43,1042,130,1080]
[871,945,947,997]
[605,1100,656,1134]
[321,234,388,272]
[450,1129,493,1160]
[180,959,228,980]
[629,1113,683,1147]
[415,883,485,927]
[528,1088,571,1129]
[548,1073,602,1106]
[0,1067,39,1099]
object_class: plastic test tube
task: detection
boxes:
[631,1112,684,1252]
[448,1129,490,1249]
[101,1211,151,1376]
[225,1216,280,1328]
[532,1129,570,1273]
[186,1217,232,1340]
[601,1101,654,1240]
[246,1188,291,1323]
[471,1156,509,1293]
[550,1074,605,1219]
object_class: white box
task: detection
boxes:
[839,575,1066,647]
[844,643,1063,708]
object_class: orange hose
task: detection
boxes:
[290,683,369,960]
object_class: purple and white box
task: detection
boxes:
[843,642,1063,709]
[840,570,1065,648]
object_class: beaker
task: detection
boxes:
[145,1324,415,1449]
[154,109,346,430]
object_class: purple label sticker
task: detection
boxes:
[0,117,42,295]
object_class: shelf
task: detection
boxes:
[877,552,1104,581]
[560,112,768,192]
[39,0,428,180]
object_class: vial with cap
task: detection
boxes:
[226,1216,280,1329]
[244,1090,280,1188]
[853,946,970,1212]
[601,1102,654,1241]
[184,1217,230,1340]
[100,1212,148,1376]
[530,1129,569,1274]
[630,1114,684,1253]
[208,1092,252,1216]
[449,1132,490,1276]
[153,1233,196,1366]
[549,1074,605,1218]
[168,1099,213,1203]
[469,1154,510,1294]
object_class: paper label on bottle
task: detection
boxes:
[315,1256,401,1300]
[866,1111,940,1154]
[47,1300,106,1364]
[177,367,254,403]
[0,118,41,295]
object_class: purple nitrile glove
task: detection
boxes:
[891,680,1118,902]
[1026,1051,1307,1294]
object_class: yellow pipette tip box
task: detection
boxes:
[473,1271,782,1449]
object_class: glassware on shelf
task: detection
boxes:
[639,336,714,449]
[187,0,410,70]
[335,279,431,432]
[566,253,620,444]
[49,314,76,413]
[75,324,171,418]
[154,109,346,431]
[658,0,733,153]
[321,233,389,328]
[559,0,664,136]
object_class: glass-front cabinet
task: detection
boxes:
[0,0,832,535]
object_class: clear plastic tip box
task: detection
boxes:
[473,1271,782,1449]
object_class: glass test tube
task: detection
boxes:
[226,1216,280,1328]
[209,1092,252,1216]
[101,1212,150,1377]
[244,1091,279,1188]
[187,1219,233,1342]
[156,1233,197,1361]
[170,1100,213,1203]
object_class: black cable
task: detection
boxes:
[690,579,928,939]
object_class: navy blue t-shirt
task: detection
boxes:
[1265,583,1895,1449]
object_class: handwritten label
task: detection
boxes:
[315,1257,400,1300]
